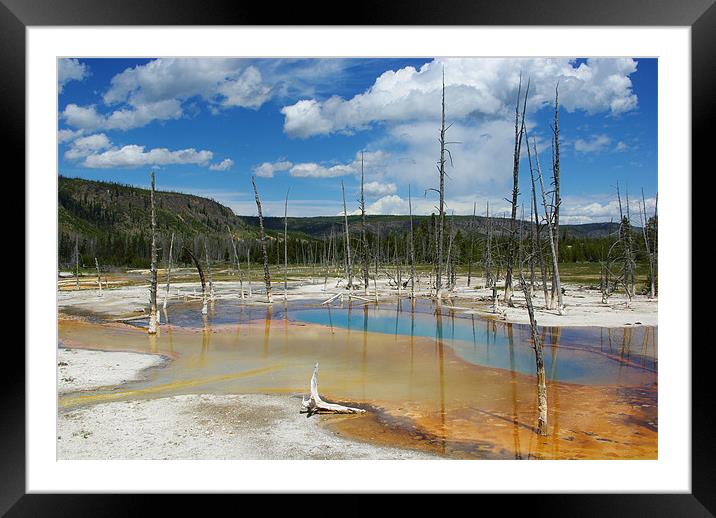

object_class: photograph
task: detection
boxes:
[56,56,659,461]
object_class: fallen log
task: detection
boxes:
[300,363,366,416]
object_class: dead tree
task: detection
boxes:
[548,85,562,311]
[533,138,563,315]
[251,176,273,303]
[435,70,448,299]
[183,246,207,315]
[94,257,102,296]
[514,221,547,435]
[246,246,253,297]
[518,273,548,435]
[409,184,416,298]
[360,152,369,295]
[227,226,244,299]
[203,239,215,303]
[300,363,365,415]
[484,201,493,288]
[639,188,656,299]
[526,126,550,308]
[75,235,80,290]
[163,232,174,311]
[467,201,476,287]
[284,188,290,300]
[503,74,529,304]
[341,179,353,289]
[148,170,159,334]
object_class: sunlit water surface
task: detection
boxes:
[59,298,657,459]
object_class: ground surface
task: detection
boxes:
[58,393,435,460]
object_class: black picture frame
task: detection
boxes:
[7,0,708,514]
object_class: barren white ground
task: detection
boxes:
[57,338,434,460]
[58,393,435,460]
[58,348,166,394]
[59,275,658,328]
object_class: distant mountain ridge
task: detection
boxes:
[59,176,624,266]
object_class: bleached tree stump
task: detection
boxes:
[300,363,366,416]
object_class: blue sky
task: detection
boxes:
[58,57,657,223]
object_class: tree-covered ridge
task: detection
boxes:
[59,176,649,269]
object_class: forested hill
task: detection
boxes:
[241,215,622,240]
[59,176,625,268]
[59,176,254,267]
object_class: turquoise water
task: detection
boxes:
[155,298,656,386]
[292,303,656,386]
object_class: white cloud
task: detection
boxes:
[58,128,85,143]
[253,160,293,178]
[366,195,409,215]
[363,181,397,197]
[289,150,390,179]
[82,144,213,169]
[58,58,89,93]
[615,141,629,152]
[574,134,612,153]
[61,59,278,132]
[290,162,354,178]
[61,104,105,130]
[281,57,639,138]
[64,133,111,160]
[209,158,235,171]
[560,194,657,224]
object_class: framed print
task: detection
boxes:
[7,0,710,513]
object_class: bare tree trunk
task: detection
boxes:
[94,257,102,296]
[301,363,365,415]
[526,127,550,309]
[148,170,159,334]
[519,273,548,435]
[204,239,214,302]
[550,84,562,309]
[436,71,447,299]
[504,75,529,304]
[467,201,476,287]
[341,179,353,289]
[409,184,416,298]
[251,176,273,303]
[639,188,655,299]
[360,153,369,295]
[533,139,563,315]
[163,232,174,310]
[284,188,290,301]
[227,226,244,299]
[485,201,493,288]
[75,235,80,290]
[183,246,207,314]
[247,247,252,297]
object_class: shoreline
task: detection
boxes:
[58,277,658,329]
[57,344,437,460]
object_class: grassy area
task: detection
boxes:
[60,261,656,295]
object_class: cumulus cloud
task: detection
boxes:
[253,160,293,178]
[82,145,213,169]
[58,128,85,143]
[64,133,111,160]
[281,57,639,138]
[615,141,629,152]
[62,58,277,132]
[209,158,235,171]
[58,58,89,93]
[60,130,233,171]
[289,150,390,179]
[366,195,409,215]
[574,134,612,153]
[560,194,657,224]
[363,181,397,197]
